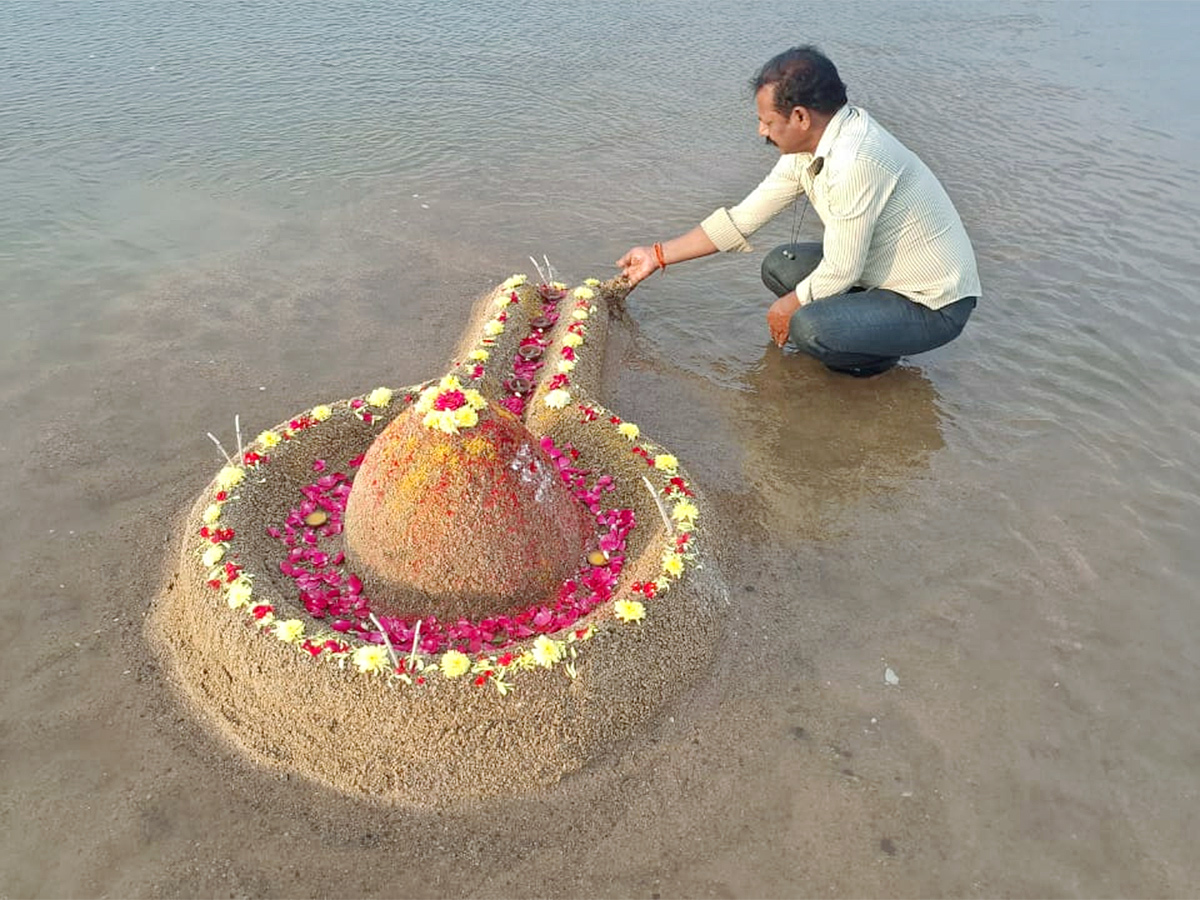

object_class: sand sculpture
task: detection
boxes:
[150,273,726,803]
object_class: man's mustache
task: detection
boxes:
[764,136,777,147]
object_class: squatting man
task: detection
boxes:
[618,46,981,377]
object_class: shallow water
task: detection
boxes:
[3,1,1200,896]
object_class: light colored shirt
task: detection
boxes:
[700,104,981,309]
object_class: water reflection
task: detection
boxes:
[741,349,944,538]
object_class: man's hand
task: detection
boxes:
[616,246,659,288]
[767,292,802,347]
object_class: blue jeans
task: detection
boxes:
[762,242,977,376]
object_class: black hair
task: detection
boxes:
[752,45,847,115]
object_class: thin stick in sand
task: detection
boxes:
[642,475,674,535]
[206,432,233,466]
[368,613,399,671]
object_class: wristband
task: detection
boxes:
[653,242,667,272]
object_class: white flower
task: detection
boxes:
[366,387,393,407]
[216,466,244,490]
[226,577,253,609]
[531,635,562,667]
[353,644,390,674]
[544,389,571,409]
[201,544,225,568]
[275,619,305,643]
[557,359,575,373]
[572,308,590,320]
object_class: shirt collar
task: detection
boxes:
[808,103,855,171]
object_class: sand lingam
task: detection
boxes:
[150,272,726,803]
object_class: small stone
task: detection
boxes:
[304,511,329,527]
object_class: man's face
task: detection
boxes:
[755,85,809,154]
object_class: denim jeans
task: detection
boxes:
[762,242,977,376]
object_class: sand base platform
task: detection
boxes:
[149,275,727,804]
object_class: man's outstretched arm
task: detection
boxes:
[617,226,720,287]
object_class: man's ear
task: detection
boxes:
[790,106,810,128]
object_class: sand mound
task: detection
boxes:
[148,276,726,804]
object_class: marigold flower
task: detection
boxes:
[254,430,280,450]
[583,277,601,287]
[544,388,571,409]
[531,635,562,667]
[275,619,305,643]
[653,453,679,473]
[226,577,253,609]
[614,599,646,623]
[573,286,595,300]
[500,274,527,290]
[468,349,489,361]
[367,387,393,407]
[671,499,699,528]
[352,644,390,674]
[462,388,487,409]
[551,281,567,290]
[216,466,244,490]
[202,504,222,525]
[484,320,505,336]
[557,359,576,373]
[452,406,479,429]
[201,544,225,568]
[563,332,584,348]
[662,554,685,578]
[310,404,333,421]
[572,308,590,320]
[440,649,471,678]
[617,422,640,441]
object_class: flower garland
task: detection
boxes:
[194,276,701,694]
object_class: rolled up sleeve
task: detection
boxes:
[700,154,803,253]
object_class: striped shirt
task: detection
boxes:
[700,105,981,309]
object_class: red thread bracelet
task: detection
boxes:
[653,242,667,272]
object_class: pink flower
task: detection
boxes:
[433,389,466,411]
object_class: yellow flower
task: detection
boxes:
[583,277,601,287]
[614,599,646,623]
[563,332,584,348]
[440,649,471,678]
[572,286,595,300]
[275,619,305,643]
[653,453,679,473]
[572,308,590,321]
[201,544,225,568]
[672,499,699,528]
[662,554,685,578]
[256,429,281,449]
[484,320,505,336]
[367,387,393,408]
[352,644,390,674]
[468,349,489,361]
[557,359,575,373]
[617,422,640,441]
[439,375,462,391]
[551,281,567,291]
[423,409,455,434]
[202,503,222,525]
[500,274,527,290]
[311,404,333,421]
[226,577,253,609]
[216,466,244,490]
[452,406,479,429]
[531,635,562,667]
[462,389,487,410]
[544,388,571,409]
